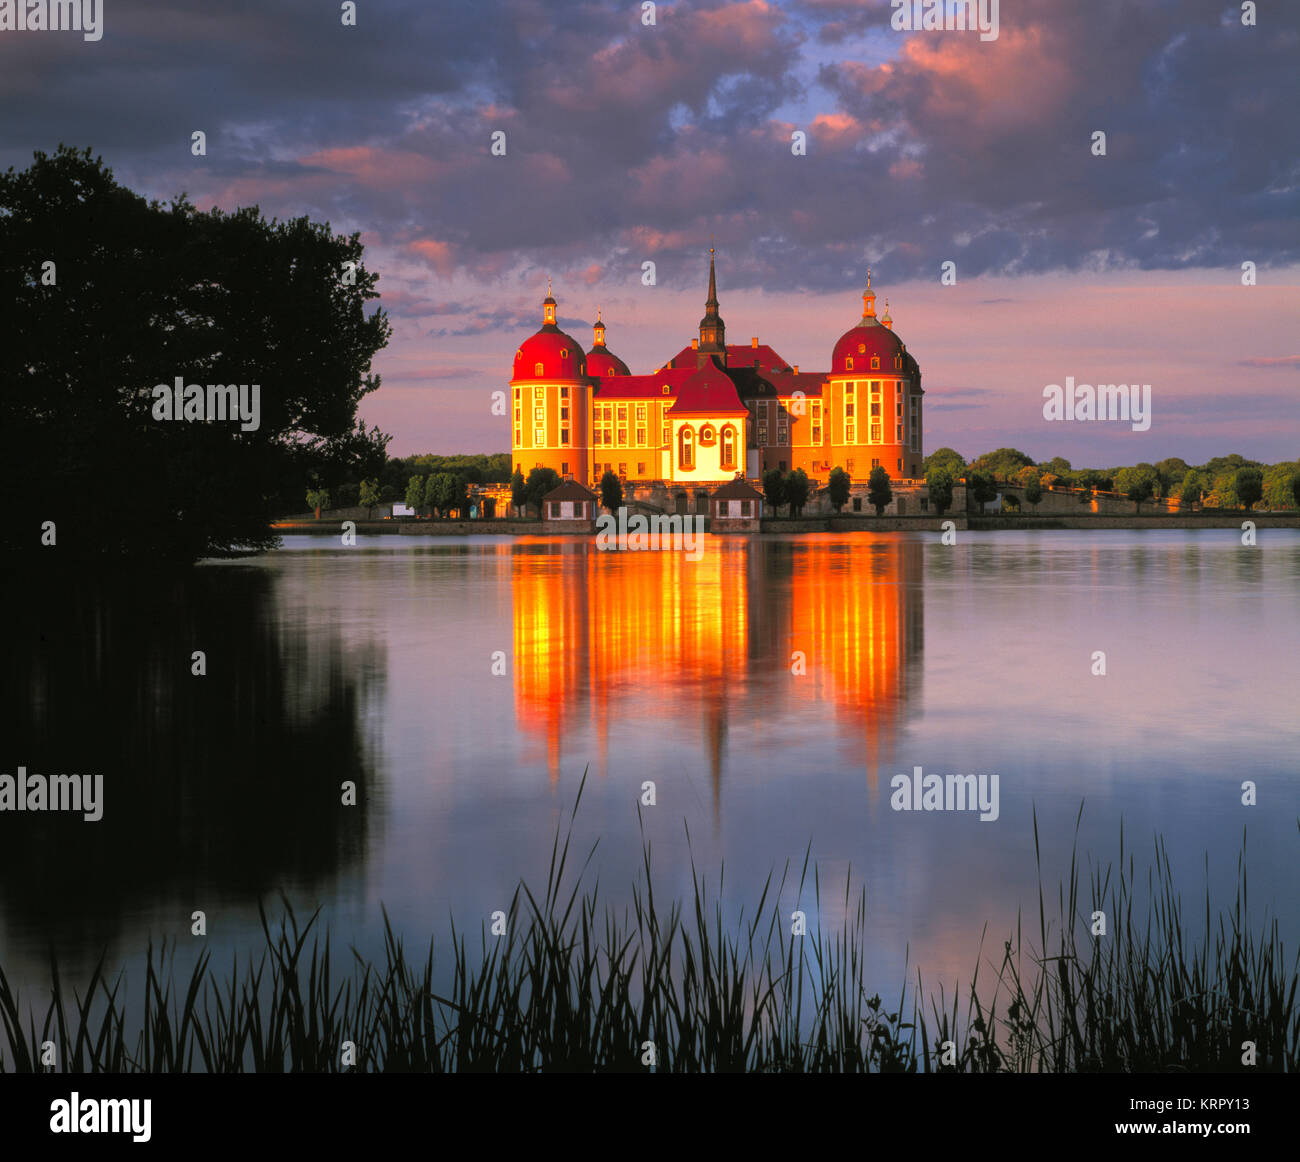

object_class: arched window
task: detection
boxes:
[845,357,854,371]
[534,362,544,376]
[871,356,879,369]
[678,426,694,471]
[721,425,736,469]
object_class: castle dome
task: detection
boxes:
[586,310,630,377]
[512,283,587,381]
[831,272,904,375]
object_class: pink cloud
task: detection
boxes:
[299,145,447,190]
[407,238,457,275]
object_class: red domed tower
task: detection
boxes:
[586,309,630,378]
[510,281,591,482]
[826,272,923,481]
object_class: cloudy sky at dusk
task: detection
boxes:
[3,0,1296,463]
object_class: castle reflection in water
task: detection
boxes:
[510,536,925,807]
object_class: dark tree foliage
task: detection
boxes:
[599,470,623,513]
[0,146,391,562]
[1233,466,1264,511]
[785,468,811,516]
[867,465,893,515]
[925,465,954,515]
[524,467,560,514]
[762,468,787,516]
[827,466,851,512]
[965,468,996,510]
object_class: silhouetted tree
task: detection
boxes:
[0,146,390,561]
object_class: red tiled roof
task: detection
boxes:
[664,342,795,376]
[668,358,749,417]
[712,478,765,500]
[542,479,597,502]
[593,367,695,401]
[765,370,826,397]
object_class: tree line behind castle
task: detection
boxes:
[320,447,1300,519]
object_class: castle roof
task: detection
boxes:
[712,478,765,500]
[541,479,597,502]
[668,357,748,417]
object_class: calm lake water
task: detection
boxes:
[4,530,1298,1005]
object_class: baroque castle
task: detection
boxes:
[510,254,924,494]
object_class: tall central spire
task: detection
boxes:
[698,246,726,362]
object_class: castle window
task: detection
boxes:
[846,402,855,418]
[560,406,569,421]
[679,426,694,470]
[812,425,821,443]
[871,356,879,370]
[845,357,854,371]
[846,422,856,443]
[636,428,646,446]
[534,386,544,399]
[662,384,670,395]
[535,407,544,421]
[560,386,569,399]
[534,427,545,446]
[534,362,544,376]
[638,462,646,475]
[663,425,671,445]
[636,405,647,421]
[894,356,902,369]
[560,348,568,358]
[870,403,879,417]
[617,428,628,446]
[561,431,570,446]
[871,423,881,442]
[847,459,855,472]
[699,425,715,446]
[858,344,865,354]
[617,405,627,421]
[721,425,736,468]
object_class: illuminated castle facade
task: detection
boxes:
[510,255,924,489]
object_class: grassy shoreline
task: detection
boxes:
[1,798,1295,1073]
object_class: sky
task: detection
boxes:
[2,0,1297,465]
